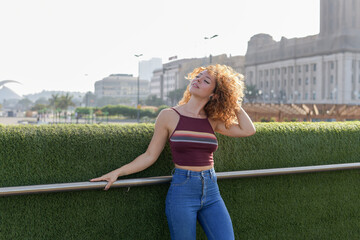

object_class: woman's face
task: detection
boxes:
[189,70,216,99]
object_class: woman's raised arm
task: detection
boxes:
[213,106,256,138]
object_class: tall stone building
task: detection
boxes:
[139,58,162,81]
[245,0,360,104]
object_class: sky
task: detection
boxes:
[0,0,320,97]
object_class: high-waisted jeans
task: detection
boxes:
[165,168,234,240]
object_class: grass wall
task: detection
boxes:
[0,122,359,239]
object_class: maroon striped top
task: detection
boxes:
[169,108,218,166]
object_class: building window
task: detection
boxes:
[298,66,301,73]
[330,61,334,70]
[312,92,316,100]
[277,80,280,87]
[305,93,308,100]
[260,70,263,77]
[260,81,263,88]
[284,79,286,86]
[283,67,287,74]
[313,64,317,72]
[305,77,309,85]
[271,69,274,76]
[290,66,294,74]
[291,79,294,86]
[313,77,316,85]
[330,75,334,84]
[265,70,269,76]
[276,68,280,75]
[270,80,273,87]
[330,92,333,100]
[298,78,302,85]
[305,65,309,72]
[266,81,268,88]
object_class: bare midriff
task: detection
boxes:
[174,164,214,172]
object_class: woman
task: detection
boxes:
[91,64,256,239]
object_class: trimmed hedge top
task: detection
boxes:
[1,122,360,187]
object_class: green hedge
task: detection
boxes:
[0,122,360,239]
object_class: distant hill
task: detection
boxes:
[0,86,22,102]
[24,90,87,102]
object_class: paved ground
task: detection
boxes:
[0,117,38,125]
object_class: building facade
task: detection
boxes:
[150,69,163,99]
[94,74,149,105]
[245,0,360,105]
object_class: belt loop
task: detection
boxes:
[187,170,190,178]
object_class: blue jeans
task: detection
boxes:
[165,168,234,240]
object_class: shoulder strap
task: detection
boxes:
[171,107,182,116]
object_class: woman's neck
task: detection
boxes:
[181,97,208,118]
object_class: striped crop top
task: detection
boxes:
[169,108,218,166]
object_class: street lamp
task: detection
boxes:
[204,35,218,64]
[134,54,143,123]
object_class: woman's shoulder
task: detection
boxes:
[155,108,180,132]
[157,107,180,120]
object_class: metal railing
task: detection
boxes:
[1,162,359,197]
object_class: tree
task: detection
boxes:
[58,93,75,120]
[48,94,60,109]
[31,104,47,112]
[16,98,33,111]
[48,94,60,122]
[145,95,165,107]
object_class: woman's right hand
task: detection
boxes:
[90,171,119,190]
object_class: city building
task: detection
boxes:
[139,58,162,81]
[245,0,360,105]
[150,68,163,100]
[150,54,245,105]
[94,74,149,105]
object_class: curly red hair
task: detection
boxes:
[178,64,245,129]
